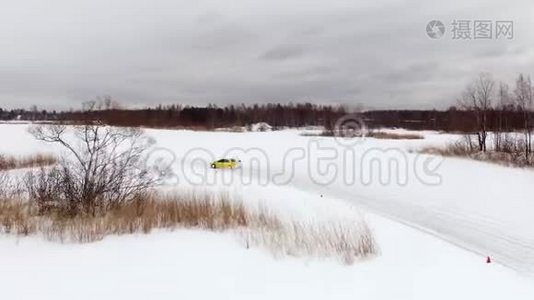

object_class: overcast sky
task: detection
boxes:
[1,0,533,110]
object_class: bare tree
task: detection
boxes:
[460,73,495,152]
[494,82,512,151]
[27,104,156,216]
[514,74,533,161]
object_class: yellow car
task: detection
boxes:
[210,158,240,169]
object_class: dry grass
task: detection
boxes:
[0,199,36,236]
[0,190,378,263]
[420,141,475,157]
[0,153,57,171]
[300,130,423,140]
[214,126,246,132]
[239,220,377,264]
[367,131,423,140]
[0,192,279,243]
[420,139,534,168]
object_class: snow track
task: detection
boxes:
[281,152,534,275]
[319,188,534,274]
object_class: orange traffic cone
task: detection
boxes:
[486,256,491,263]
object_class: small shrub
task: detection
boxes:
[27,123,156,217]
[0,173,24,199]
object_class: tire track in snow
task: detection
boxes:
[291,183,534,275]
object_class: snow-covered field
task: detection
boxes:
[1,123,533,299]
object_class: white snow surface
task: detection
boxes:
[1,123,533,299]
[145,127,534,274]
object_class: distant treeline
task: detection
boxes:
[363,108,532,132]
[0,103,347,129]
[0,103,532,132]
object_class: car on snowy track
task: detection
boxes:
[210,158,240,169]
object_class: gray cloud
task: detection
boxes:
[0,0,532,110]
[260,45,305,61]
